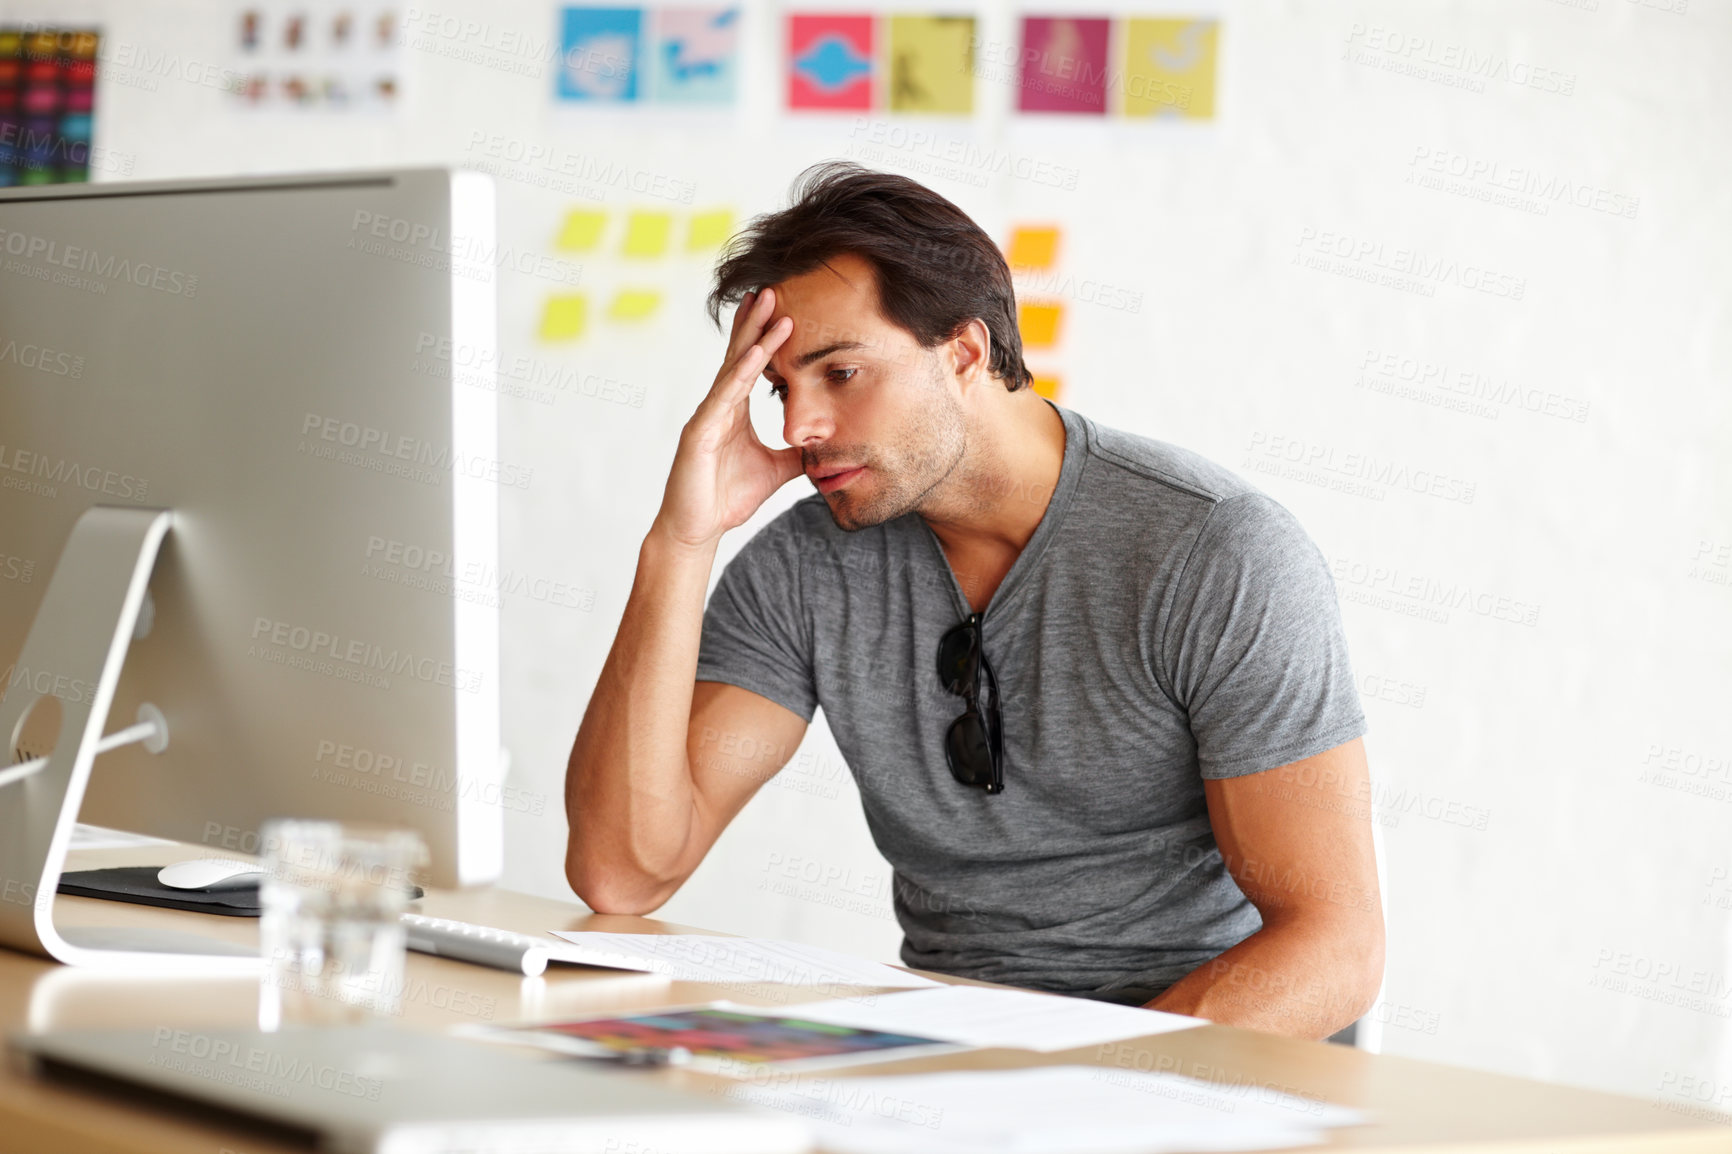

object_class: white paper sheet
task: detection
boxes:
[723,1065,1365,1154]
[770,985,1204,1052]
[546,932,942,991]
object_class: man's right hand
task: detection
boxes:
[654,288,802,551]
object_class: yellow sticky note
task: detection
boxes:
[555,209,607,252]
[686,208,735,252]
[1122,18,1218,120]
[608,289,662,322]
[1031,375,1063,401]
[622,211,673,258]
[1018,302,1064,348]
[888,15,975,114]
[539,294,588,341]
[1006,226,1060,270]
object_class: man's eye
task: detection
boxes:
[767,383,787,401]
[828,368,857,384]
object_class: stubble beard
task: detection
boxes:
[820,363,968,532]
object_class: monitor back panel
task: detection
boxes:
[0,169,502,885]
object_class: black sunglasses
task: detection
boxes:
[936,612,1004,794]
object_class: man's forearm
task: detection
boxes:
[1148,915,1384,1039]
[564,524,716,910]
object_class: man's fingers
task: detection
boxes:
[725,286,778,364]
[689,316,790,438]
[723,282,779,360]
[726,289,756,348]
[723,316,791,400]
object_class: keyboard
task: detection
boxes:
[401,913,552,976]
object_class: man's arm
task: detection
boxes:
[565,288,807,914]
[1149,738,1385,1039]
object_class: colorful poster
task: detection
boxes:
[1122,18,1217,119]
[557,7,644,102]
[1016,16,1109,115]
[0,27,98,185]
[649,8,738,103]
[887,15,973,114]
[230,4,401,110]
[787,14,874,111]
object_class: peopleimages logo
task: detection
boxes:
[0,226,198,296]
[0,338,83,378]
[0,443,150,501]
[299,412,533,489]
[248,617,485,694]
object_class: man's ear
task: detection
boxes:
[947,319,993,392]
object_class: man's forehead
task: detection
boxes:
[760,254,927,372]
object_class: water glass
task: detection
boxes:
[257,820,425,1030]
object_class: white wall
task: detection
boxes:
[28,0,1730,1108]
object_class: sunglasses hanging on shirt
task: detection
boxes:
[936,611,1004,794]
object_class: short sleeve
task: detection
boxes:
[695,512,819,723]
[1160,493,1366,779]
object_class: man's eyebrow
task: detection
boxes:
[792,340,867,369]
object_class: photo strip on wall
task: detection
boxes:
[228,2,403,111]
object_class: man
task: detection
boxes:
[566,162,1383,1039]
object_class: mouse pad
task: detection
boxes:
[56,868,426,917]
[57,867,263,916]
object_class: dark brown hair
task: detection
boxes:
[707,162,1032,391]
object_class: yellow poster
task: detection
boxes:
[1122,19,1217,120]
[888,15,974,115]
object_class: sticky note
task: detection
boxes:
[622,210,673,258]
[1031,375,1063,401]
[555,209,607,252]
[888,15,974,114]
[1018,302,1063,348]
[608,289,662,321]
[1122,18,1218,120]
[686,208,734,251]
[1006,226,1060,270]
[539,294,588,341]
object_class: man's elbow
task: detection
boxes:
[1340,909,1387,1023]
[564,844,677,916]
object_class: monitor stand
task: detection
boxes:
[0,506,257,972]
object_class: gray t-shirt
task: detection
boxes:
[695,401,1366,996]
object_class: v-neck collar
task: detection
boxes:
[918,399,1087,623]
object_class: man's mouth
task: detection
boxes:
[812,465,866,494]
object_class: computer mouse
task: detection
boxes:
[156,859,265,891]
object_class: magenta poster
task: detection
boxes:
[1017,16,1109,115]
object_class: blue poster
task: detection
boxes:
[557,8,643,102]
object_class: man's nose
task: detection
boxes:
[781,385,835,449]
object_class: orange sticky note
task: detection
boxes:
[1006,226,1060,270]
[539,294,588,341]
[1018,301,1063,347]
[1031,375,1063,401]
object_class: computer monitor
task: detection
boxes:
[0,168,504,969]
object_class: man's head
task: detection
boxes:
[708,163,1033,530]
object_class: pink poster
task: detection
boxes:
[1017,16,1109,115]
[787,14,874,111]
